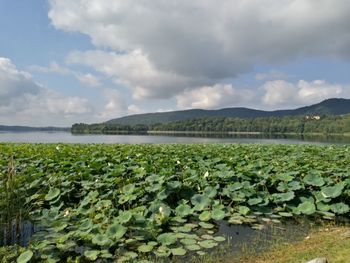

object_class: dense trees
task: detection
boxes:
[71,114,350,135]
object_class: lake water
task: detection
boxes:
[0,131,349,144]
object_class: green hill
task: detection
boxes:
[106,98,350,125]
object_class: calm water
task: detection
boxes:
[0,131,349,144]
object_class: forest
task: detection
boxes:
[71,114,350,135]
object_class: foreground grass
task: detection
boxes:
[197,226,350,263]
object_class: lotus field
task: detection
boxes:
[0,143,349,262]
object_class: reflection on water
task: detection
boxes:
[216,220,310,255]
[0,221,34,247]
[0,131,349,144]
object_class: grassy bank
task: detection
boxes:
[234,226,350,263]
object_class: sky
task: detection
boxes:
[1,0,350,127]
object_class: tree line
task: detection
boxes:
[71,114,350,135]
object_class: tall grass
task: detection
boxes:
[0,155,25,246]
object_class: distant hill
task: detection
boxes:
[106,98,350,125]
[0,125,70,132]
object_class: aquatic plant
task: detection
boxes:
[0,143,349,262]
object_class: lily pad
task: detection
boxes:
[199,211,211,222]
[191,194,211,211]
[106,224,127,240]
[297,201,316,215]
[138,244,155,253]
[84,250,100,261]
[17,250,33,263]
[171,247,187,256]
[330,203,350,214]
[157,233,177,246]
[45,188,60,201]
[321,184,343,199]
[303,173,325,186]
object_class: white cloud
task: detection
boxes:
[176,84,254,109]
[262,79,344,108]
[48,0,350,100]
[0,57,92,126]
[29,62,101,87]
[66,50,198,100]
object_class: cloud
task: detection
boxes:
[48,0,350,100]
[176,84,254,109]
[255,71,290,81]
[0,57,92,126]
[262,79,344,108]
[29,62,101,87]
[66,50,199,100]
[99,89,142,119]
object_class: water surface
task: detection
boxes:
[0,131,349,144]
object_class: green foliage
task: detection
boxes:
[0,143,349,262]
[72,113,350,135]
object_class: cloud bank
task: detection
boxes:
[48,0,350,104]
[0,57,92,126]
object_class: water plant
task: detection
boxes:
[0,143,349,262]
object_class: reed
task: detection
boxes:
[0,155,24,246]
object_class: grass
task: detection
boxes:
[196,226,350,263]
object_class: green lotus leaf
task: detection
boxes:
[173,224,190,231]
[17,250,33,263]
[198,222,215,229]
[123,251,138,259]
[199,211,211,222]
[106,224,127,240]
[171,247,187,256]
[186,244,201,251]
[175,203,192,217]
[197,251,206,256]
[201,234,213,240]
[213,236,226,242]
[157,233,177,246]
[316,202,331,212]
[211,208,226,220]
[198,240,218,249]
[297,201,316,215]
[238,206,250,215]
[122,184,135,195]
[180,238,197,245]
[248,197,263,206]
[191,194,211,211]
[321,184,344,199]
[203,186,217,198]
[154,245,171,257]
[84,250,100,261]
[79,219,93,231]
[330,203,350,214]
[303,173,325,187]
[272,191,295,203]
[138,244,155,253]
[275,173,294,182]
[167,181,182,189]
[45,188,60,201]
[118,211,133,224]
[278,212,293,217]
[100,251,113,259]
[92,234,112,246]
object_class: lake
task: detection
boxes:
[0,131,349,144]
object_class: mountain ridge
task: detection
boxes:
[106,98,350,126]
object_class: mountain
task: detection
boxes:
[106,98,350,125]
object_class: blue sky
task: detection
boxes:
[1,0,350,126]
